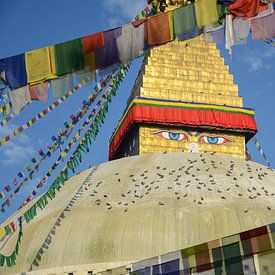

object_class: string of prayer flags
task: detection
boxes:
[0,70,126,252]
[0,68,118,211]
[252,136,272,167]
[25,47,57,85]
[0,113,15,127]
[0,218,23,268]
[0,74,93,146]
[22,64,129,217]
[54,38,85,76]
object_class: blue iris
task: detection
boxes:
[207,137,219,144]
[168,132,180,140]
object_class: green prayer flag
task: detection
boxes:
[4,225,11,235]
[6,255,12,267]
[31,157,38,164]
[0,255,4,266]
[173,4,197,38]
[54,38,85,76]
[10,251,16,264]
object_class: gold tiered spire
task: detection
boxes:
[130,36,242,107]
[109,36,257,160]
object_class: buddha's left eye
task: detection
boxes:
[199,136,231,145]
[154,131,188,141]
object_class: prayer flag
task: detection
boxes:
[82,32,104,55]
[0,227,5,238]
[6,199,10,207]
[4,186,11,192]
[95,40,120,70]
[54,38,85,76]
[195,0,219,28]
[18,172,24,178]
[24,164,31,171]
[85,52,96,72]
[228,0,269,20]
[31,157,38,164]
[12,178,18,186]
[9,86,31,115]
[29,82,49,102]
[0,193,5,199]
[51,74,74,100]
[0,54,27,89]
[25,47,57,85]
[117,22,145,64]
[145,12,174,46]
[104,27,122,44]
[173,4,197,38]
[38,149,45,157]
[51,135,57,141]
[252,12,275,40]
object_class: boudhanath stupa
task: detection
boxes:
[1,3,275,275]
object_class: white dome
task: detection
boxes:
[1,152,275,274]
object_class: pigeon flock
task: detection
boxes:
[78,153,275,215]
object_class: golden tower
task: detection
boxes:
[109,36,257,160]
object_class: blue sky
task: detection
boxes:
[0,0,275,223]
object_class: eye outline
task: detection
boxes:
[198,135,232,145]
[152,130,188,141]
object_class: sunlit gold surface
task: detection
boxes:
[139,125,246,159]
[141,38,241,106]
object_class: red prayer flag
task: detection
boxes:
[228,0,268,19]
[12,178,18,186]
[9,222,15,232]
[82,32,104,55]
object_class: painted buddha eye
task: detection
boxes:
[199,136,231,145]
[154,131,188,141]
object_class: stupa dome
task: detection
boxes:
[1,152,275,274]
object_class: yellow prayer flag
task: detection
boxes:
[4,103,10,115]
[0,107,3,114]
[61,152,67,158]
[85,52,96,72]
[195,0,218,29]
[75,133,80,139]
[14,129,20,135]
[0,227,5,238]
[25,47,57,85]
